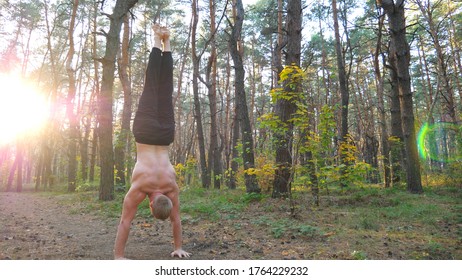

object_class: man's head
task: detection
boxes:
[150,194,173,220]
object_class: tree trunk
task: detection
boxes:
[381,0,423,194]
[16,141,23,192]
[114,14,133,187]
[373,15,391,188]
[191,0,210,189]
[448,4,462,102]
[65,0,79,193]
[6,152,18,192]
[388,50,406,185]
[173,16,192,164]
[224,51,237,190]
[98,0,138,201]
[417,34,438,172]
[272,0,302,198]
[416,0,458,124]
[332,0,350,188]
[229,0,260,193]
[228,110,240,190]
[38,0,59,190]
[89,126,97,182]
[207,0,222,189]
[89,0,100,184]
[272,0,284,79]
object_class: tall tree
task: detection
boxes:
[98,0,138,201]
[373,13,391,188]
[229,0,260,193]
[332,0,351,188]
[272,0,302,198]
[388,43,406,185]
[36,0,64,190]
[114,14,133,187]
[380,0,423,194]
[65,0,79,193]
[206,0,223,189]
[88,0,100,184]
[191,0,210,189]
[415,0,458,123]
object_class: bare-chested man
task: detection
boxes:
[114,24,190,259]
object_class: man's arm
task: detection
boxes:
[169,190,191,258]
[114,191,144,259]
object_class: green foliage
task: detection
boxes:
[260,63,372,194]
[351,250,367,260]
[180,188,247,220]
[243,156,275,192]
[241,192,266,203]
[260,65,306,140]
[411,240,453,260]
[257,217,323,239]
[175,156,200,188]
[446,162,462,187]
[259,113,288,138]
[358,216,380,231]
[75,181,98,192]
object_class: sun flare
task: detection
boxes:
[0,74,49,145]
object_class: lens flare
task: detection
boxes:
[0,74,49,145]
[417,122,462,163]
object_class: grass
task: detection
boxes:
[62,183,459,226]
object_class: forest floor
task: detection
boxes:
[0,184,461,260]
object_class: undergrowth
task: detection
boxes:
[29,183,461,259]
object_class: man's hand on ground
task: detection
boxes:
[171,249,191,258]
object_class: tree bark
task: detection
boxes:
[332,0,350,188]
[373,14,391,188]
[98,0,138,201]
[191,0,210,189]
[416,0,458,124]
[173,16,192,164]
[388,50,406,185]
[6,151,18,192]
[207,0,223,189]
[381,0,423,194]
[89,0,100,184]
[229,0,260,193]
[65,0,79,193]
[38,0,60,190]
[114,14,133,187]
[228,109,240,190]
[272,0,302,198]
[16,141,23,192]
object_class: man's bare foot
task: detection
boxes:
[160,26,170,40]
[152,24,163,49]
[160,26,171,52]
[152,24,162,36]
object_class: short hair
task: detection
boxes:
[152,195,172,220]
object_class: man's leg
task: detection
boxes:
[157,28,175,138]
[136,25,163,113]
[133,24,174,145]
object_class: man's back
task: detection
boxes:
[131,143,177,196]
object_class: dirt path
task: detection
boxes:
[0,192,184,260]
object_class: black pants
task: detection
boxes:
[133,48,174,145]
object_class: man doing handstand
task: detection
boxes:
[114,24,190,259]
